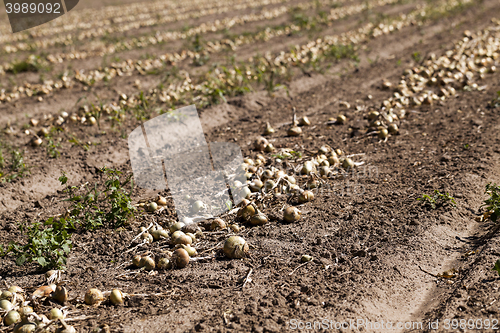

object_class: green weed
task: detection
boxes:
[60,167,136,230]
[418,190,457,209]
[482,183,500,222]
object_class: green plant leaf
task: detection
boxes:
[493,259,500,276]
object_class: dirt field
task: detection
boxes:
[0,0,500,332]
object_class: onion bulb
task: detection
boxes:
[264,144,275,152]
[13,323,37,333]
[388,123,399,134]
[147,202,158,212]
[52,285,68,304]
[173,249,190,268]
[223,236,249,259]
[299,116,311,126]
[4,310,21,326]
[49,308,64,320]
[84,288,104,306]
[378,128,389,139]
[132,255,142,268]
[156,196,167,206]
[250,212,268,226]
[171,231,192,245]
[141,256,155,271]
[301,255,313,262]
[180,244,198,257]
[157,258,172,270]
[299,190,314,203]
[211,218,226,231]
[263,122,275,135]
[337,114,347,124]
[0,299,12,310]
[288,126,302,137]
[284,207,301,223]
[191,200,205,213]
[254,137,269,151]
[301,161,315,175]
[342,158,355,169]
[110,289,124,305]
[170,222,185,233]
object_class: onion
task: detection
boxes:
[265,144,275,152]
[237,203,255,220]
[180,244,198,257]
[286,175,296,184]
[264,180,275,191]
[299,191,314,203]
[283,207,301,223]
[287,126,302,137]
[132,255,143,268]
[157,258,171,270]
[33,285,54,298]
[229,224,240,233]
[52,285,68,304]
[170,222,185,233]
[8,286,23,294]
[337,114,347,124]
[342,158,355,169]
[173,249,190,268]
[147,202,158,212]
[211,218,226,231]
[18,306,33,317]
[151,229,169,241]
[223,236,249,259]
[301,255,313,262]
[4,311,20,326]
[378,128,389,139]
[140,232,153,243]
[156,196,167,206]
[249,180,263,192]
[249,212,268,226]
[191,200,205,213]
[238,186,252,199]
[388,123,399,134]
[110,289,124,305]
[299,116,311,126]
[328,155,339,166]
[186,232,197,243]
[263,122,275,135]
[31,137,42,147]
[319,166,329,176]
[13,323,36,333]
[171,231,192,245]
[368,111,379,121]
[261,170,273,180]
[1,290,13,300]
[301,161,315,175]
[254,137,269,151]
[141,256,155,271]
[49,308,64,320]
[84,288,104,306]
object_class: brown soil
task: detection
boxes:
[0,0,500,332]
